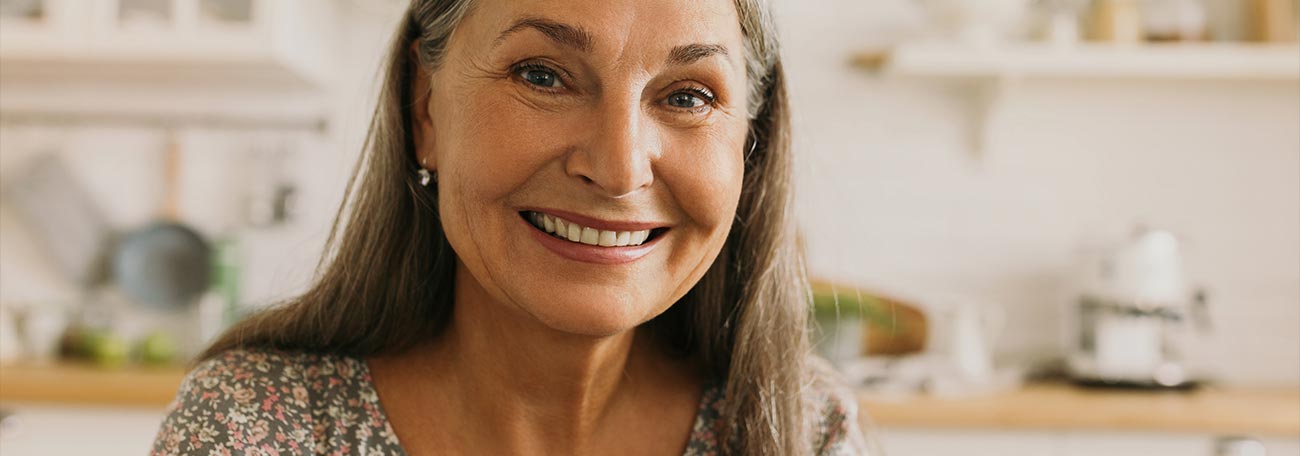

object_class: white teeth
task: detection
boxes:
[527,212,656,248]
[580,227,599,245]
[567,222,581,242]
[598,230,617,247]
[630,230,648,245]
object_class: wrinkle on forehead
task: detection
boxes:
[469,0,746,74]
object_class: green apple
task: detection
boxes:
[137,331,177,365]
[82,331,129,368]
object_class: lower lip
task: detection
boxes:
[519,214,664,265]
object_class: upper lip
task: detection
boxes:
[522,208,669,232]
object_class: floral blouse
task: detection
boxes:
[150,349,870,455]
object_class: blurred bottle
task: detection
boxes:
[1143,0,1209,41]
[920,0,1032,46]
[1033,0,1090,45]
[1248,0,1298,42]
[211,236,242,329]
[1090,0,1145,42]
[0,305,19,364]
[194,235,241,355]
[17,303,70,363]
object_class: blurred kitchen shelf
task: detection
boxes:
[0,0,333,131]
[860,381,1300,437]
[855,42,1300,81]
[0,361,186,409]
[0,0,333,88]
[0,48,325,88]
[853,42,1300,155]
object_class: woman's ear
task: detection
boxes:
[409,43,437,171]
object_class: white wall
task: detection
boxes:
[776,0,1300,385]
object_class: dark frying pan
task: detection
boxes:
[112,132,212,311]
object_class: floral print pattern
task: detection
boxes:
[151,349,868,455]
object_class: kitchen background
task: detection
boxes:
[0,0,1297,455]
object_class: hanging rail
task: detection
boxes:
[0,110,329,134]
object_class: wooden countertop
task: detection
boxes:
[0,362,186,409]
[861,382,1300,437]
[2,362,1297,437]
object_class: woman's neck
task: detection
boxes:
[405,263,670,453]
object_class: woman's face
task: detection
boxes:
[417,0,750,336]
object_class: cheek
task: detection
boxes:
[653,132,744,305]
[661,134,745,235]
[441,96,527,187]
[437,92,557,197]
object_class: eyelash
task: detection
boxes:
[674,85,717,110]
[509,61,718,112]
[513,62,566,91]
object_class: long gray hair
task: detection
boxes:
[200,1,810,454]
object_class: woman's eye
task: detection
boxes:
[666,88,714,110]
[517,66,563,89]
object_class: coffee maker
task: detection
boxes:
[1067,227,1210,389]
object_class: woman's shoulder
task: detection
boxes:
[180,347,369,392]
[149,347,399,455]
[167,348,371,413]
[804,356,873,455]
[688,357,874,455]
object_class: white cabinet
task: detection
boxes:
[0,403,166,456]
[0,0,89,50]
[0,0,335,130]
[0,0,333,87]
[876,428,1060,456]
[878,427,1300,456]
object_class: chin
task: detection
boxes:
[517,286,659,338]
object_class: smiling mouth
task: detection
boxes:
[519,211,667,247]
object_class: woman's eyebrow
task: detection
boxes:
[494,17,594,53]
[493,16,729,67]
[666,43,728,66]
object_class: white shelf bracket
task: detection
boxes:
[967,75,1014,160]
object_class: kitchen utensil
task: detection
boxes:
[841,294,1019,397]
[112,131,212,311]
[1067,227,1210,389]
[242,140,299,227]
[947,298,1004,383]
[2,154,114,288]
[913,292,1006,385]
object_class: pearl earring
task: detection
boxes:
[418,157,433,186]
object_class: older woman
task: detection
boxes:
[150,0,868,454]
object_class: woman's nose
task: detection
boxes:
[565,97,658,199]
